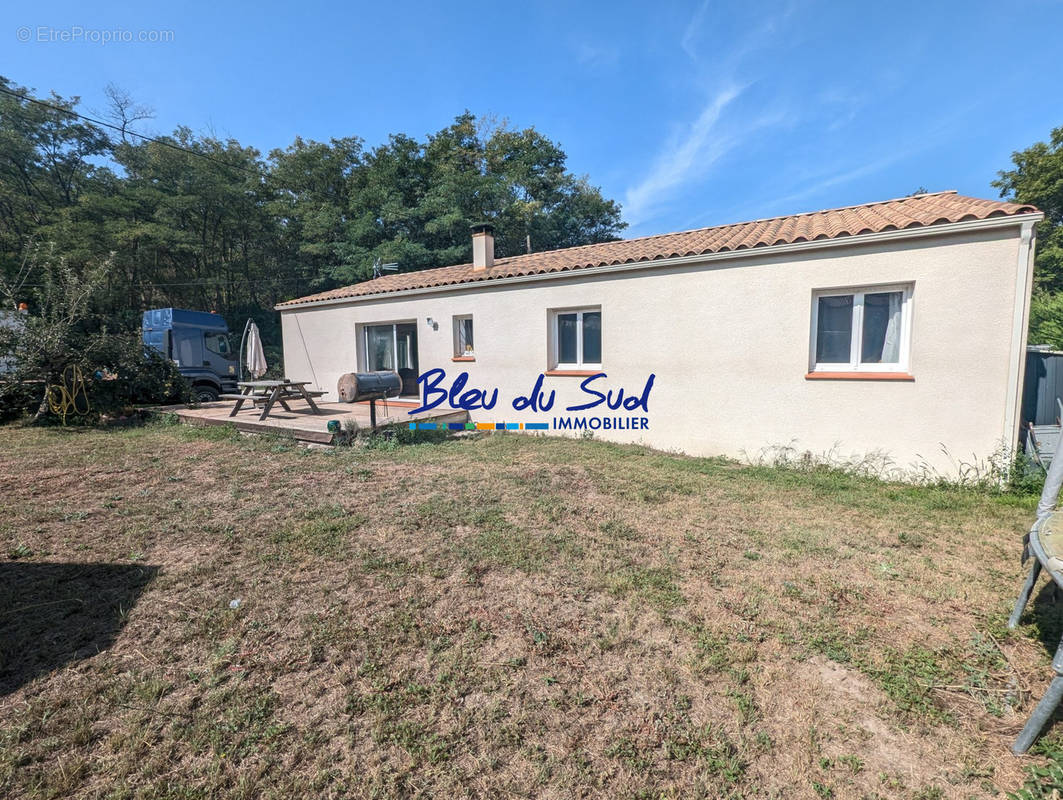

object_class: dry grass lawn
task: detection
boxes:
[1,420,1061,799]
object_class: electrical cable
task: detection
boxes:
[0,85,261,177]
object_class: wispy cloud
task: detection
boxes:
[623,1,799,228]
[767,155,908,212]
[575,41,621,72]
[683,0,794,69]
[818,88,867,132]
[680,0,712,61]
[756,100,982,217]
[623,85,744,224]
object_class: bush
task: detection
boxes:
[3,331,191,424]
[1008,452,1047,495]
[83,332,190,413]
[0,379,40,422]
[0,244,189,422]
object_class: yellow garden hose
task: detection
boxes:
[47,365,90,424]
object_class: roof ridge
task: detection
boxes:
[278,192,1040,307]
[490,190,966,266]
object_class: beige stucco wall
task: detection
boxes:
[280,225,1032,478]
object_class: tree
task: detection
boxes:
[267,136,365,288]
[0,77,111,276]
[329,112,625,284]
[100,83,155,143]
[995,127,1063,347]
[108,128,285,317]
[0,240,186,421]
[995,127,1063,292]
[0,241,108,417]
[0,77,628,360]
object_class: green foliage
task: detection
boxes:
[1008,451,1047,496]
[863,646,951,722]
[0,241,107,378]
[0,78,625,362]
[0,76,625,418]
[0,241,187,419]
[0,76,111,268]
[1028,290,1063,349]
[367,424,455,448]
[996,127,1063,351]
[995,126,1063,294]
[0,241,109,417]
[1007,740,1063,800]
[275,112,625,286]
[83,333,189,411]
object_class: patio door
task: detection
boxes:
[364,323,419,396]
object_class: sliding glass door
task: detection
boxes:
[364,323,419,396]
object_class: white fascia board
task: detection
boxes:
[275,213,1045,312]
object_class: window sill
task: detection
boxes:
[805,371,914,381]
[451,356,476,362]
[545,369,603,377]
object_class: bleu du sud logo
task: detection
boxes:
[407,369,656,432]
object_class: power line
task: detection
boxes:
[0,84,262,177]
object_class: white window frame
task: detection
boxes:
[453,315,474,357]
[809,283,913,373]
[551,307,602,370]
[362,322,416,373]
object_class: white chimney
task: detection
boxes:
[471,223,494,270]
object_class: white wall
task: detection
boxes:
[280,225,1031,477]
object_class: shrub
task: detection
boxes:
[83,331,190,413]
[0,379,39,422]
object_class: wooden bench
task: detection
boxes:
[220,393,273,405]
[227,381,324,420]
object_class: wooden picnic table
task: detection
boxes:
[225,380,323,421]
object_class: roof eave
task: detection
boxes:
[275,212,1044,311]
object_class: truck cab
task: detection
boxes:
[142,308,238,402]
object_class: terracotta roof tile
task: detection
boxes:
[278,191,1039,307]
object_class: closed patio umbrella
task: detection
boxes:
[244,321,267,380]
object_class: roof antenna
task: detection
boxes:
[372,258,399,279]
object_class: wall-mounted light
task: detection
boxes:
[426,317,437,330]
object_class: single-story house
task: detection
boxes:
[277,191,1042,477]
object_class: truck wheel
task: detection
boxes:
[194,385,220,403]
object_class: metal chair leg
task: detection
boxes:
[1015,676,1063,753]
[1014,636,1063,753]
[1009,561,1043,629]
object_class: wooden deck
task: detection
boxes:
[168,399,466,444]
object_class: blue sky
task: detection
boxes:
[3,0,1062,237]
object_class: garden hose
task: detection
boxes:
[47,365,90,425]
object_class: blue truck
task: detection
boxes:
[142,308,238,402]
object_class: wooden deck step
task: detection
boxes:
[165,401,468,445]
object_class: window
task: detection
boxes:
[810,285,912,373]
[453,315,474,358]
[552,308,602,369]
[363,323,419,396]
[204,332,234,360]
